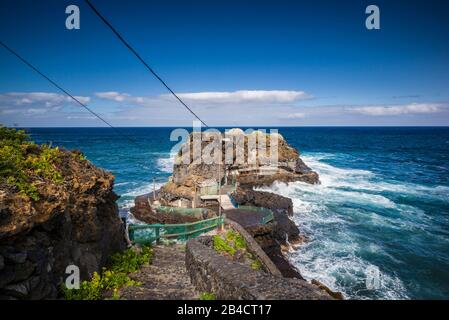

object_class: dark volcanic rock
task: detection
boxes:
[230,187,304,279]
[0,149,126,299]
[232,187,294,216]
[245,223,303,279]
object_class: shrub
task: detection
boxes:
[200,292,216,300]
[62,272,103,300]
[62,246,152,300]
[109,246,153,273]
[0,126,63,200]
[250,260,262,270]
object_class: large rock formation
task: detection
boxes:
[146,129,318,280]
[161,129,319,200]
[0,135,126,299]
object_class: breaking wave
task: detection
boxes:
[257,152,449,299]
[156,154,175,173]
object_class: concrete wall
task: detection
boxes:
[225,218,282,277]
[185,236,332,300]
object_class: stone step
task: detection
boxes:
[120,244,198,300]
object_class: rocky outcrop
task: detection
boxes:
[161,129,319,200]
[0,149,126,299]
[230,187,304,278]
[143,129,319,281]
[232,187,294,216]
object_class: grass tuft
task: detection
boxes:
[200,292,216,300]
[62,246,152,300]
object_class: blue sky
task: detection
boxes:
[1,0,448,127]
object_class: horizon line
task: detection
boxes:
[8,125,449,129]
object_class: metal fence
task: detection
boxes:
[128,215,225,245]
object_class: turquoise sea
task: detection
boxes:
[27,127,449,300]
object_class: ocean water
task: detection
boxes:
[26,127,449,300]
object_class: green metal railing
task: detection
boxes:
[237,205,274,224]
[128,215,225,245]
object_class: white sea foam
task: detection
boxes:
[122,182,165,198]
[301,154,449,201]
[157,154,175,173]
[258,153,416,299]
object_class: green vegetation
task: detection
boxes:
[212,230,263,271]
[213,234,237,256]
[62,246,153,300]
[213,230,246,256]
[0,126,63,200]
[109,245,153,273]
[250,260,262,270]
[199,292,216,300]
[213,230,247,256]
[225,230,246,250]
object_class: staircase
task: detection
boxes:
[120,244,199,300]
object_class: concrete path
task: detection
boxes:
[120,244,199,300]
[219,194,236,210]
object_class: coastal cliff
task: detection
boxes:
[0,127,126,299]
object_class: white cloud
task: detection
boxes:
[171,90,308,103]
[95,90,308,105]
[73,96,91,105]
[95,91,129,102]
[0,92,91,114]
[285,112,306,119]
[351,103,441,116]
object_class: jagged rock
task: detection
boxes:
[163,129,319,199]
[227,187,304,279]
[3,251,27,264]
[0,146,126,299]
[311,279,344,300]
[245,223,303,279]
[232,187,294,216]
[0,260,35,287]
[3,282,29,299]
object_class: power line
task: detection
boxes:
[0,40,138,145]
[84,0,209,128]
